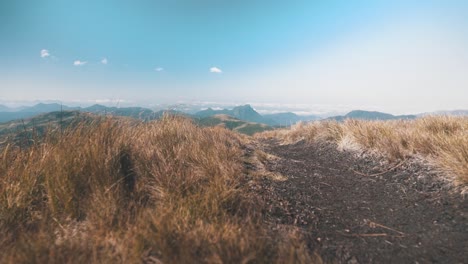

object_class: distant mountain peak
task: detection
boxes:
[234,104,253,109]
[329,110,416,121]
[232,105,259,116]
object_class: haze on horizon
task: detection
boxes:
[1,0,467,115]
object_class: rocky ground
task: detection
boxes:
[257,139,467,263]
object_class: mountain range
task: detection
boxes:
[0,103,467,127]
[0,104,158,122]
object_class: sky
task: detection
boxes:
[1,0,467,114]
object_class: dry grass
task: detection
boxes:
[258,116,468,186]
[0,115,319,263]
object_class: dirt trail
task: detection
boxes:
[259,140,468,264]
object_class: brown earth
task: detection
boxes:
[256,139,468,264]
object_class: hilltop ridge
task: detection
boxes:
[327,110,417,121]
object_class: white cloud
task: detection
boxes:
[89,99,127,104]
[155,67,164,72]
[40,49,50,58]
[210,67,222,73]
[101,58,108,65]
[73,60,87,66]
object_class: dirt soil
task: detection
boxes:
[257,139,468,264]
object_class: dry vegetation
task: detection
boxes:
[0,115,319,263]
[258,116,468,187]
[3,113,466,262]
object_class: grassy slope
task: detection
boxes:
[258,116,468,187]
[0,116,317,263]
[0,111,94,146]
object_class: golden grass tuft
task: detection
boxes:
[257,116,468,185]
[0,115,318,263]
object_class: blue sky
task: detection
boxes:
[1,0,468,113]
